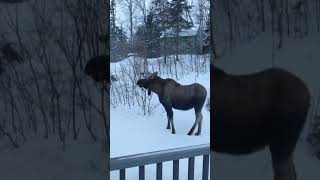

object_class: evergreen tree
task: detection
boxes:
[151,0,171,63]
[152,0,171,32]
[202,18,210,54]
[110,0,116,30]
[167,0,193,61]
[134,9,161,58]
[111,25,128,61]
[145,10,161,58]
[110,0,128,61]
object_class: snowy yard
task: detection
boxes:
[0,136,106,180]
[110,55,210,180]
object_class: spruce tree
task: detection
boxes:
[151,0,171,63]
[167,0,193,61]
[134,9,161,58]
[202,18,210,54]
[110,0,128,61]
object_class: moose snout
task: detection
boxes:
[137,79,143,87]
[137,79,149,89]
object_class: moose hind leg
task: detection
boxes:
[166,108,175,134]
[270,112,307,180]
[188,111,202,136]
[270,151,296,180]
[195,112,203,136]
[269,128,300,180]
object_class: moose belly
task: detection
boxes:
[213,114,271,155]
[172,101,194,110]
[213,129,268,154]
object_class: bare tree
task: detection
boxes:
[123,0,136,52]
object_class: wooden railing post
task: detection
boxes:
[188,157,195,180]
[156,163,163,180]
[173,159,179,180]
[120,169,125,180]
[139,166,145,180]
[202,155,210,180]
[110,144,210,180]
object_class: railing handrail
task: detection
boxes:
[110,143,210,171]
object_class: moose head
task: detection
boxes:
[136,72,159,95]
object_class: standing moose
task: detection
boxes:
[137,72,207,135]
[212,65,310,180]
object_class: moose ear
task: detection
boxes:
[153,72,158,76]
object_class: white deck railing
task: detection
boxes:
[110,143,210,180]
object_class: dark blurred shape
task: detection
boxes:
[98,34,109,43]
[110,75,118,82]
[85,55,109,83]
[0,43,23,63]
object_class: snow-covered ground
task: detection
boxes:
[0,136,106,180]
[0,54,107,179]
[213,33,320,180]
[110,55,210,180]
[0,1,108,180]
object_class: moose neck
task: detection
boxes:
[149,78,164,97]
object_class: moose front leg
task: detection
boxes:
[166,114,171,129]
[165,108,175,134]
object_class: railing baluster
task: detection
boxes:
[110,144,210,180]
[139,166,145,180]
[173,159,179,180]
[188,157,195,180]
[202,155,209,180]
[120,169,125,180]
[156,163,163,180]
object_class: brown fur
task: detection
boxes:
[213,65,310,180]
[137,72,207,135]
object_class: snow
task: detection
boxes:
[0,64,107,180]
[0,3,108,178]
[213,33,320,180]
[0,136,106,180]
[110,55,210,179]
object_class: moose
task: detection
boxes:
[137,72,207,135]
[212,65,310,180]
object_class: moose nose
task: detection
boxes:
[137,79,146,88]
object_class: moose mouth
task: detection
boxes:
[139,85,151,96]
[137,79,152,95]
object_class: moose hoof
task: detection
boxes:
[172,131,176,134]
[166,126,170,129]
[195,132,201,136]
[187,132,192,136]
